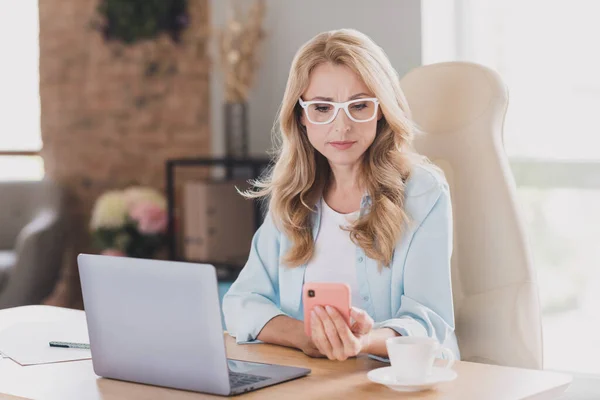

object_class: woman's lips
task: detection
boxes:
[329,141,357,150]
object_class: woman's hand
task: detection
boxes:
[256,315,325,357]
[299,336,326,358]
[310,306,374,361]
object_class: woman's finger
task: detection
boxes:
[350,307,374,335]
[328,306,361,357]
[315,306,345,360]
[311,310,333,358]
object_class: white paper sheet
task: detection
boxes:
[0,319,91,365]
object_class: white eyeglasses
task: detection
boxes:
[298,97,380,125]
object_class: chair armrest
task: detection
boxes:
[0,216,20,250]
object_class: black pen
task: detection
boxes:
[49,341,90,349]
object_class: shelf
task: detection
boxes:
[165,156,272,264]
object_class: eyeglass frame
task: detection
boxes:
[298,97,380,125]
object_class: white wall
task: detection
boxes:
[210,0,423,158]
[421,0,458,64]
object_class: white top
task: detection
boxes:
[304,198,363,307]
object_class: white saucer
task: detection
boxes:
[367,366,458,392]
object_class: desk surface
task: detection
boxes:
[0,306,571,400]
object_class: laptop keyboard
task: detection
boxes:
[229,371,270,388]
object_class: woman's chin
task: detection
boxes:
[325,153,363,168]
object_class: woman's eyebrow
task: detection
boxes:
[307,92,371,101]
[348,92,370,100]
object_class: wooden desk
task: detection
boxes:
[0,306,571,400]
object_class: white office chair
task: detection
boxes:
[400,61,543,369]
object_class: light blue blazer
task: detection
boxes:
[223,164,460,359]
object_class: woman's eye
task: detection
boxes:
[315,105,332,113]
[350,103,368,110]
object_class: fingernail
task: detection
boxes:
[311,310,316,319]
[325,306,333,314]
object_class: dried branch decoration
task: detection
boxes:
[218,0,266,103]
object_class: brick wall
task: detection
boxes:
[38,0,211,308]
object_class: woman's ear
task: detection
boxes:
[377,107,383,121]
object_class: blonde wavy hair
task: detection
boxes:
[246,29,423,267]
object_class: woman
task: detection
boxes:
[223,29,459,361]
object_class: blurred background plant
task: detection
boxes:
[93,0,190,44]
[217,0,266,103]
[90,187,168,259]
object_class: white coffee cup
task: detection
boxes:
[385,336,455,382]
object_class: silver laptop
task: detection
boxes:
[78,254,310,396]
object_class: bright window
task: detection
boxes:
[424,0,600,373]
[0,0,44,180]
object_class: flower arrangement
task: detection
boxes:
[90,187,168,259]
[218,0,266,103]
[217,0,266,158]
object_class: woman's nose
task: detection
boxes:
[332,107,352,131]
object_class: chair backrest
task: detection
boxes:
[400,62,543,369]
[0,179,64,249]
[0,178,66,308]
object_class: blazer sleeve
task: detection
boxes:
[374,183,456,346]
[222,212,287,342]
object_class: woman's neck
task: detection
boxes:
[324,163,364,214]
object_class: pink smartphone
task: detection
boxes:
[303,282,352,337]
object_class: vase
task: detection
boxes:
[224,102,248,158]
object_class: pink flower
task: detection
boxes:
[101,249,125,257]
[129,202,168,235]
